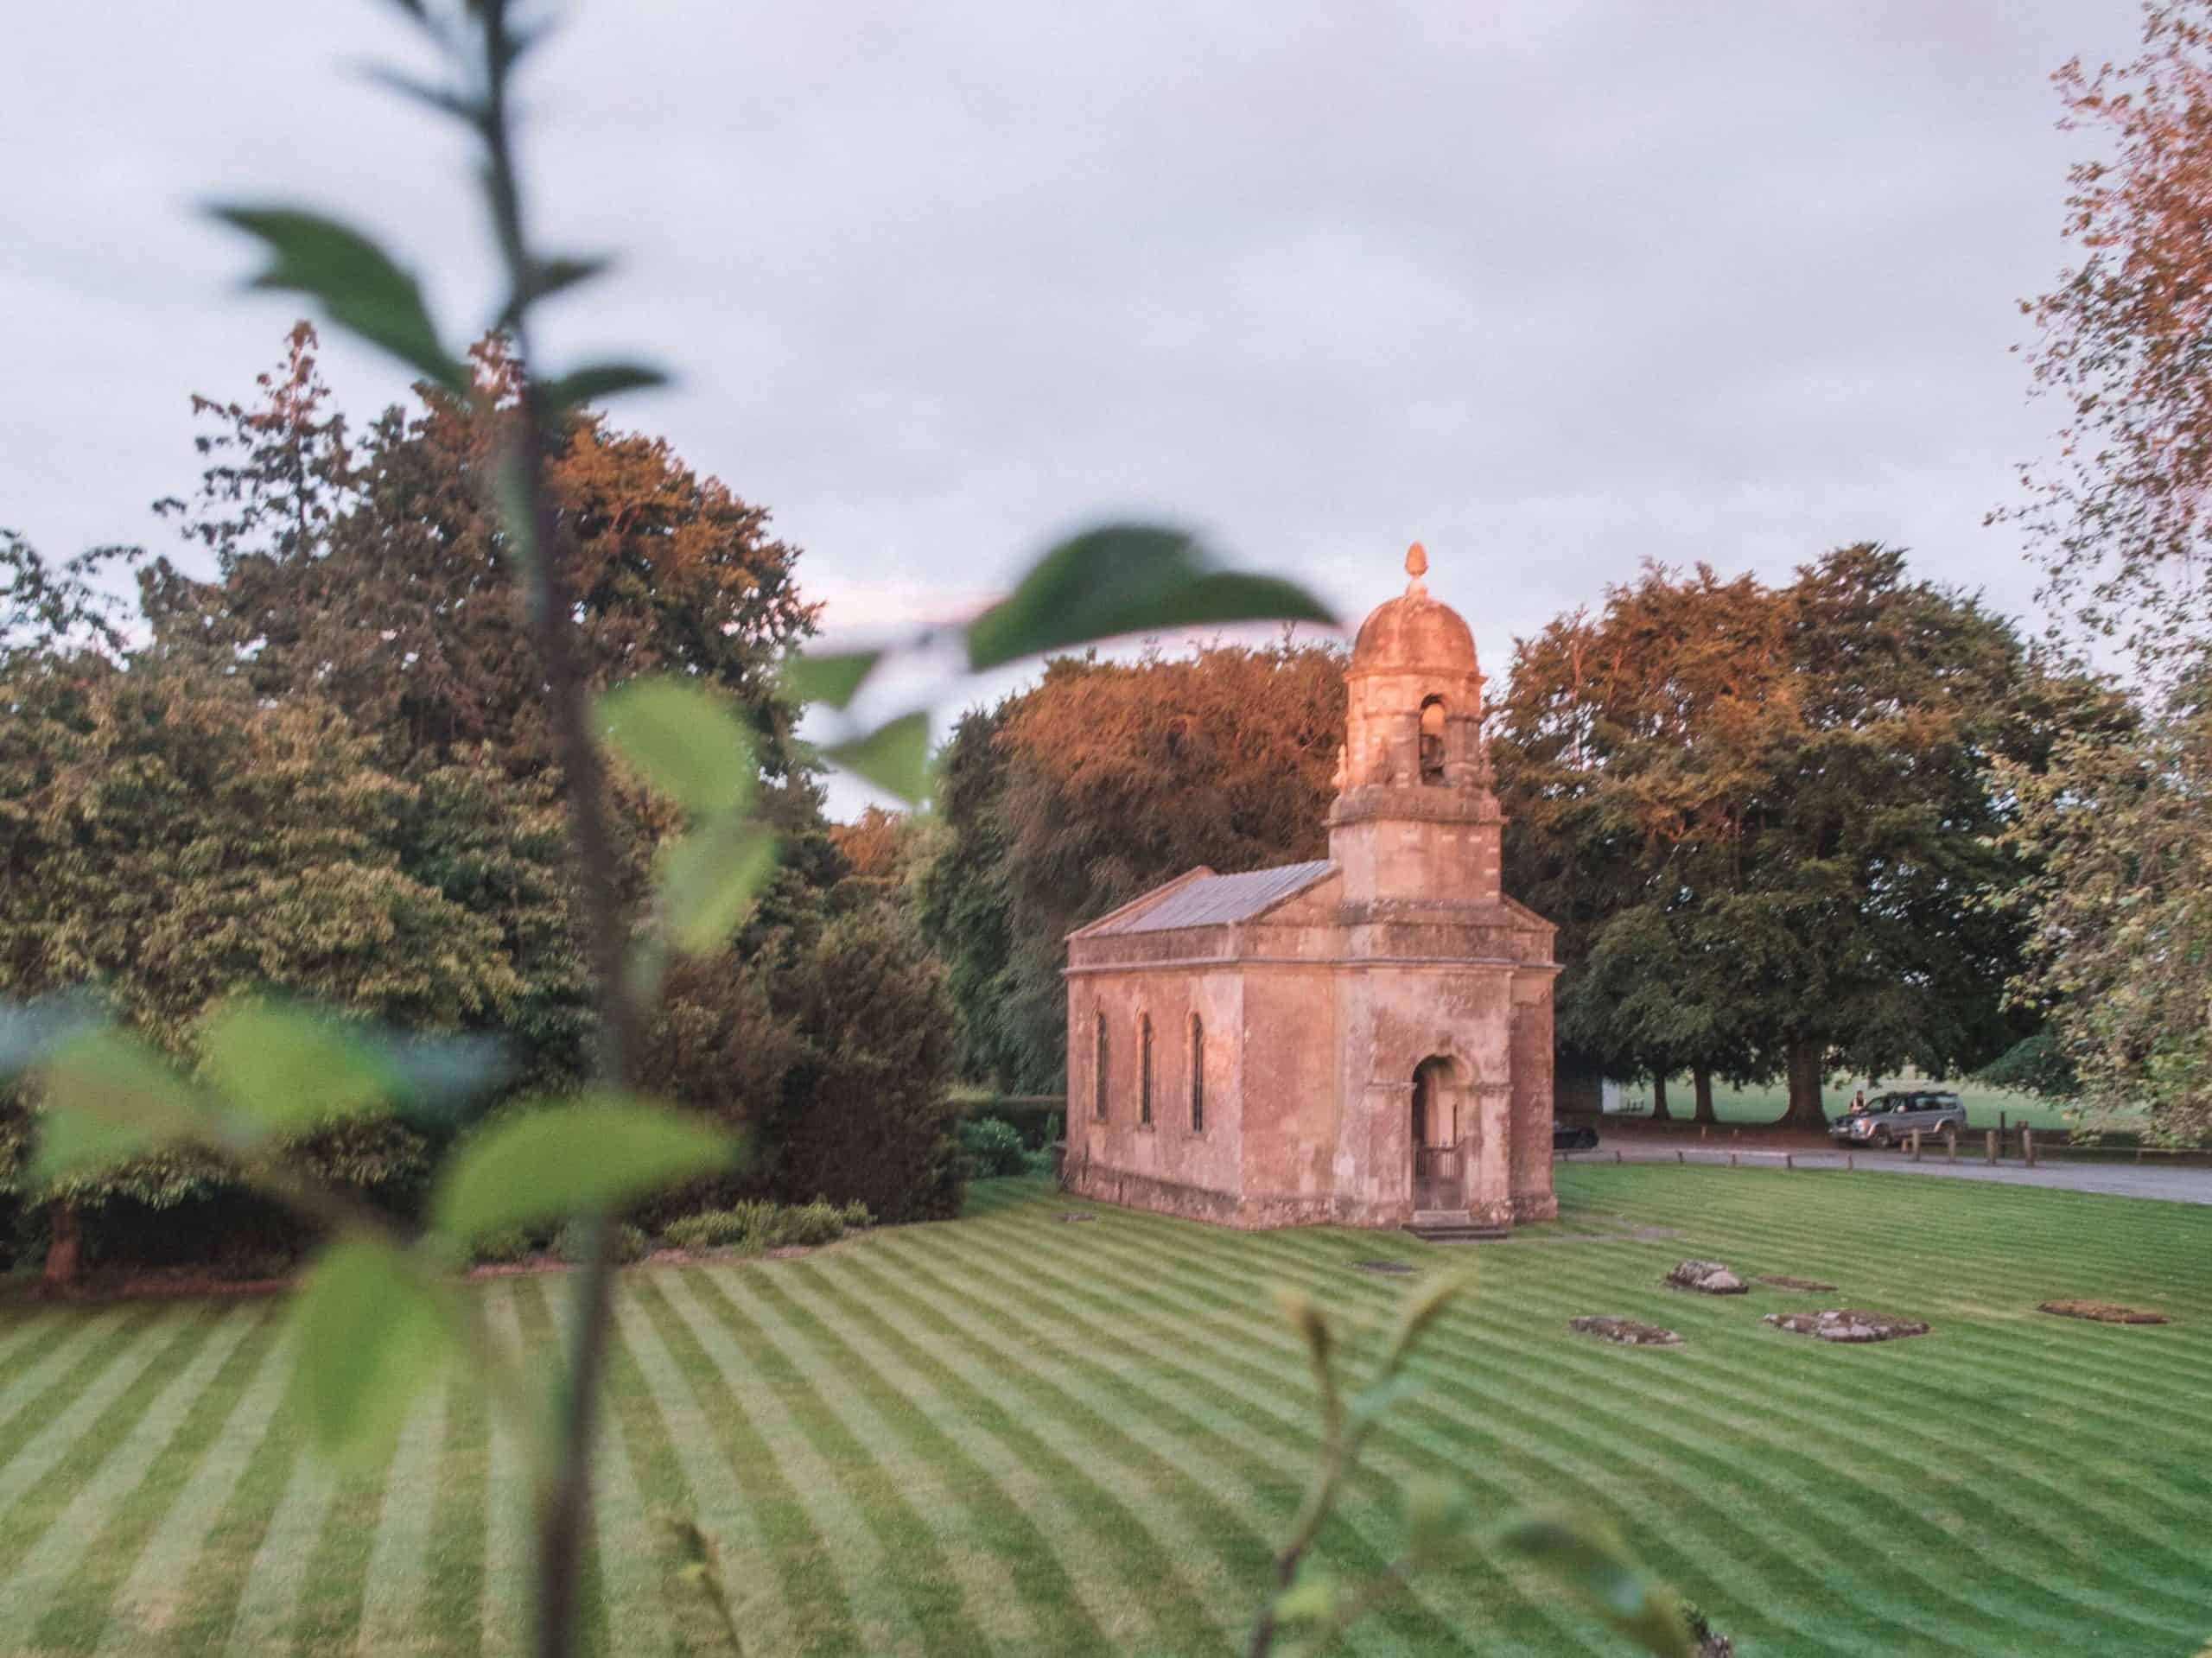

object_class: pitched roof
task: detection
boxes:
[1085,860,1334,937]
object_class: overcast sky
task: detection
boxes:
[3,2,2139,811]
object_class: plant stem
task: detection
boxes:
[471,8,641,1657]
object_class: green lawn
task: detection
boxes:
[0,1166,2207,1656]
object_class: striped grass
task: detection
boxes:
[0,1165,2208,1655]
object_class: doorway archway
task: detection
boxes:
[1411,1056,1464,1210]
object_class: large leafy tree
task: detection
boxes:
[1499,546,2070,1128]
[146,329,818,777]
[921,640,1344,1090]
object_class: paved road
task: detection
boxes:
[1563,1145,2212,1207]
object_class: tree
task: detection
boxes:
[922,640,1344,1090]
[1499,547,2070,1128]
[1999,0,2212,668]
[147,331,818,778]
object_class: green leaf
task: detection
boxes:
[592,677,755,814]
[785,648,882,712]
[658,827,779,954]
[209,206,466,393]
[1498,1513,1694,1658]
[523,254,612,307]
[200,1004,392,1133]
[431,1093,735,1242]
[359,64,480,125]
[33,1029,208,1183]
[1272,1574,1338,1624]
[543,362,670,411]
[823,711,930,804]
[966,525,1338,670]
[290,1236,453,1465]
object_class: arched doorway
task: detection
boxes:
[1411,1056,1464,1210]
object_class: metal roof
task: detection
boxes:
[1090,860,1334,936]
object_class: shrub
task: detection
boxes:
[555,1221,651,1266]
[660,1209,761,1254]
[957,1116,1029,1178]
[472,1226,538,1266]
[838,1199,874,1230]
[659,1198,853,1254]
[765,1199,845,1248]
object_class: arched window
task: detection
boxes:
[1190,1014,1205,1133]
[1419,696,1447,785]
[1094,1013,1109,1120]
[1139,1014,1154,1127]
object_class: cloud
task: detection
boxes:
[1,1,2143,819]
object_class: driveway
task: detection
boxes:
[1564,1145,2212,1207]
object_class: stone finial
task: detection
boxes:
[1405,541,1428,595]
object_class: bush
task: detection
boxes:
[555,1221,651,1266]
[838,1199,874,1230]
[957,1116,1029,1178]
[472,1226,538,1265]
[658,1198,851,1255]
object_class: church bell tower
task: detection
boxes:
[1326,543,1505,909]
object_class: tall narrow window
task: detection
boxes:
[1190,1014,1205,1133]
[1094,1013,1109,1120]
[1419,696,1448,785]
[1139,1015,1154,1126]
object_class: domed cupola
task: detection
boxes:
[1328,543,1504,905]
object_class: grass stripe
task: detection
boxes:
[627,1274,862,1655]
[613,1279,800,1654]
[423,1361,493,1658]
[355,1364,453,1653]
[828,1241,1262,1656]
[84,1308,296,1658]
[0,1307,162,1467]
[16,1302,274,1652]
[215,1418,335,1653]
[510,1272,612,1658]
[682,1265,1011,1655]
[479,1281,531,1658]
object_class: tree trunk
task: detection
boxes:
[1692,1067,1717,1125]
[43,1202,80,1286]
[1780,1035,1828,1128]
[1649,1071,1671,1122]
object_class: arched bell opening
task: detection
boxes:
[1418,696,1448,785]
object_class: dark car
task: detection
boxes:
[1554,1122,1599,1151]
[1829,1089,1967,1147]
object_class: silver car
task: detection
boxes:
[1829,1089,1967,1147]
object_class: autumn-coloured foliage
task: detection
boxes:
[2003,0,2212,667]
[922,641,1344,1089]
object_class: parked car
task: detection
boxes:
[1829,1089,1967,1147]
[1554,1122,1600,1151]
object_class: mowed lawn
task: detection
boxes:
[0,1168,2209,1657]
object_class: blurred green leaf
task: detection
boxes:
[33,1028,207,1183]
[658,825,779,955]
[1344,1371,1421,1430]
[1499,1512,1694,1658]
[1403,1476,1476,1565]
[823,711,930,804]
[592,677,755,815]
[209,206,466,393]
[290,1236,453,1465]
[378,1032,514,1126]
[0,996,102,1080]
[359,64,480,125]
[785,648,882,712]
[1379,1273,1465,1379]
[1272,1574,1338,1624]
[966,525,1337,670]
[543,362,670,411]
[522,254,611,308]
[200,1003,391,1132]
[431,1092,735,1242]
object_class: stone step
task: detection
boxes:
[1404,1210,1510,1243]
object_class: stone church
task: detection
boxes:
[1063,545,1559,1232]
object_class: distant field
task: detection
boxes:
[0,1166,2207,1655]
[1633,1077,2094,1132]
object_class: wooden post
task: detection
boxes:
[1945,1126,1956,1164]
[1614,1149,1622,1166]
[1729,1153,1738,1167]
[1786,1153,1795,1170]
[1847,1153,1854,1172]
[1910,1130,1922,1162]
[1700,1124,1707,1142]
[2023,1127,2036,1168]
[1986,1128,1999,1166]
